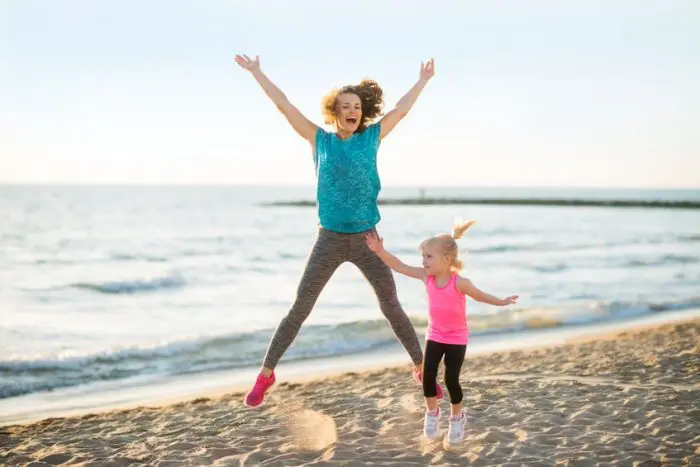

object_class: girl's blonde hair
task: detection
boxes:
[420,220,476,272]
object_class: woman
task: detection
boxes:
[234,54,441,407]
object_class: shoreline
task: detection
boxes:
[2,315,698,465]
[2,307,699,428]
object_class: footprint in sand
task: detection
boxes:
[284,409,337,451]
[419,436,443,454]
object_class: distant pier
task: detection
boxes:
[262,198,700,209]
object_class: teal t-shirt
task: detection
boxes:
[313,123,382,233]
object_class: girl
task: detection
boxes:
[234,54,443,407]
[365,222,518,444]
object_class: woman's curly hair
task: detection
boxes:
[321,79,384,132]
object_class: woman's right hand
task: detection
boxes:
[234,54,260,72]
[234,53,318,144]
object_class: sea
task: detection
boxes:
[1,185,699,423]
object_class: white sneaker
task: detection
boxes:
[447,411,466,444]
[423,408,441,440]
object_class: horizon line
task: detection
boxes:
[1,182,699,191]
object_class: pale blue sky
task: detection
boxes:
[2,0,699,187]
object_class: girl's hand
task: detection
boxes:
[365,231,385,253]
[234,54,260,72]
[419,58,435,81]
[501,295,519,305]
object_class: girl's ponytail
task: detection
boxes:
[452,220,476,240]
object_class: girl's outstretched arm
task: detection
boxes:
[365,231,425,280]
[235,54,318,144]
[457,277,518,306]
[379,58,435,140]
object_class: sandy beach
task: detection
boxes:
[2,318,698,466]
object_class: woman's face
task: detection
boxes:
[334,93,362,134]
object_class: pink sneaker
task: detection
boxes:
[244,371,276,407]
[412,368,444,400]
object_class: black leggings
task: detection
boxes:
[423,340,467,404]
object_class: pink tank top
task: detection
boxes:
[425,273,469,345]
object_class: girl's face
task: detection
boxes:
[334,93,362,134]
[421,242,450,276]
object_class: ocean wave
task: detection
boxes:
[279,252,305,260]
[110,253,169,262]
[470,244,539,254]
[71,272,185,294]
[531,264,569,273]
[2,297,699,400]
[624,254,699,268]
[402,237,691,257]
[0,319,420,399]
[396,244,547,255]
[34,258,81,265]
[469,297,700,334]
[520,253,697,272]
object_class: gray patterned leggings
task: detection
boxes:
[262,227,424,370]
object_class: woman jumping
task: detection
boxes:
[234,53,442,407]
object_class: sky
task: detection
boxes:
[2,0,699,188]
